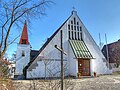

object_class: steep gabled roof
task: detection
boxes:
[25,13,72,70]
[19,21,29,44]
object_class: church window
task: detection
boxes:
[71,25,73,30]
[74,26,76,30]
[80,26,82,31]
[68,24,70,30]
[80,32,82,40]
[69,31,71,39]
[74,17,76,24]
[75,32,77,40]
[71,21,73,24]
[77,26,79,31]
[22,50,25,57]
[77,22,79,25]
[72,31,74,39]
[80,26,83,40]
[78,32,80,40]
[22,39,26,44]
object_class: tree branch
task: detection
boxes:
[8,35,20,46]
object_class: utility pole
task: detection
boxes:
[60,30,64,90]
[99,33,102,49]
[105,33,109,68]
[54,30,67,90]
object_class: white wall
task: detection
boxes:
[68,43,77,77]
[15,44,30,75]
[82,24,111,74]
[27,60,67,78]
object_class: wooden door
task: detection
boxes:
[78,59,90,76]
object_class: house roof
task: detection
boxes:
[69,40,93,59]
[102,40,120,63]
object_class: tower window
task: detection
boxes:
[22,39,26,44]
[22,50,25,57]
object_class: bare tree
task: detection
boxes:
[0,0,53,59]
[13,61,75,90]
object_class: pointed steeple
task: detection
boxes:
[19,21,29,44]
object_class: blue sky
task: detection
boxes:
[7,0,120,58]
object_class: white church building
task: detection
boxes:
[15,10,112,79]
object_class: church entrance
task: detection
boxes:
[78,59,90,76]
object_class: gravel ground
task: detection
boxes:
[13,75,120,90]
[73,75,120,90]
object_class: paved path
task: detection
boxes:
[13,75,120,90]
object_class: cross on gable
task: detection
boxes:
[72,6,76,11]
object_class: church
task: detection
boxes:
[15,10,112,79]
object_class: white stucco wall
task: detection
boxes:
[15,44,30,75]
[27,60,68,78]
[68,43,77,77]
[82,25,111,74]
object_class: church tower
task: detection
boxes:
[15,21,30,76]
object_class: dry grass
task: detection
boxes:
[112,72,120,75]
[0,77,15,90]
